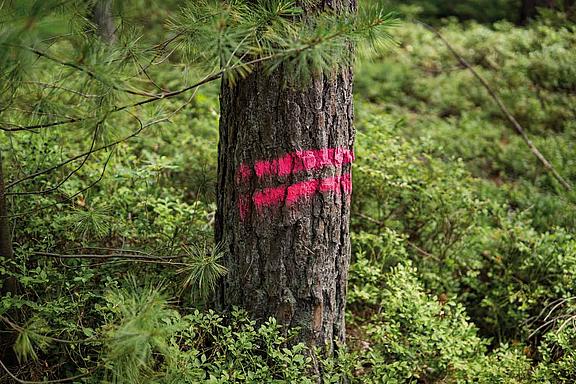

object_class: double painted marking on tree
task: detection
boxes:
[236,147,354,220]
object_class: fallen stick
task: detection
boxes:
[418,20,572,191]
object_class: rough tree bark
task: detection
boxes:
[216,0,356,353]
[91,0,116,44]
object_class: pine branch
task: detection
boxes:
[3,5,397,134]
[11,44,158,98]
[4,94,188,192]
[0,72,222,133]
[3,88,195,202]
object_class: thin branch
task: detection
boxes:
[0,116,88,132]
[45,254,191,267]
[68,246,152,254]
[418,20,572,191]
[35,251,187,261]
[6,119,102,196]
[0,71,222,133]
[67,246,174,255]
[15,45,157,98]
[5,151,114,218]
[4,117,163,190]
[128,50,163,92]
[22,81,101,98]
[356,212,385,227]
[0,358,93,384]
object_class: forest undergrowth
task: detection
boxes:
[1,2,575,383]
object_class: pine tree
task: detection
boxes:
[0,0,396,370]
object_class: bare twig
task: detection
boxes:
[418,20,572,191]
[6,119,103,196]
[35,251,187,261]
[0,358,93,384]
[527,296,576,339]
[5,151,114,218]
[4,117,162,190]
[356,212,385,227]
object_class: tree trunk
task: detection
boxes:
[0,148,17,295]
[92,0,116,44]
[216,1,356,353]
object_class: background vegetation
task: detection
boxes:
[1,0,575,382]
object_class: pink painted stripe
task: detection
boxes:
[251,173,352,211]
[286,179,319,205]
[237,147,354,184]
